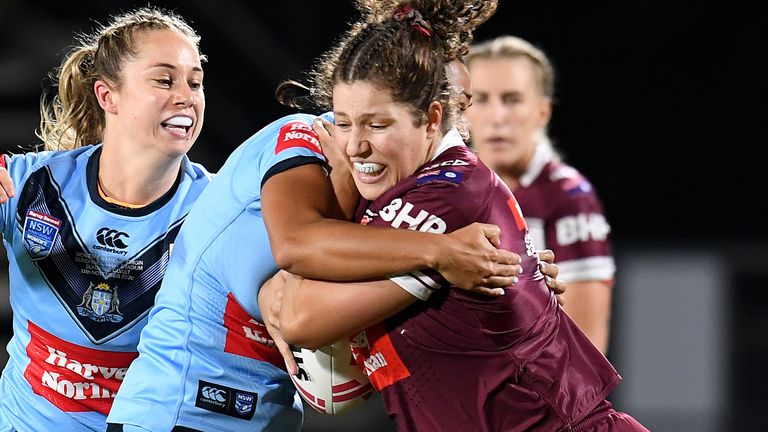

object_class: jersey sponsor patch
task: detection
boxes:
[379,198,446,233]
[275,121,323,155]
[223,293,285,370]
[415,169,463,186]
[555,213,610,246]
[22,210,62,260]
[195,379,257,420]
[22,320,138,414]
[349,325,410,391]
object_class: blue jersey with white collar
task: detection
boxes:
[108,113,327,431]
[0,145,211,432]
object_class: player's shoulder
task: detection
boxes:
[538,159,598,199]
[240,113,323,157]
[2,145,96,180]
[184,158,214,183]
[412,131,479,190]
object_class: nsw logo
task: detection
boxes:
[235,392,255,416]
[23,210,62,260]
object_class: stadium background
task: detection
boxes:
[0,1,763,430]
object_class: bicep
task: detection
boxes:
[261,162,341,260]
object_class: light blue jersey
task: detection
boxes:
[0,145,211,432]
[108,114,327,431]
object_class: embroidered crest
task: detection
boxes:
[22,210,62,260]
[77,282,123,323]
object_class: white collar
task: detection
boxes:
[519,138,555,187]
[430,128,465,161]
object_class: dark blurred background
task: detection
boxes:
[0,1,765,430]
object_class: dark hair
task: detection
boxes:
[277,0,497,132]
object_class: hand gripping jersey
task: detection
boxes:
[349,129,622,432]
[108,114,327,432]
[0,145,211,432]
[514,141,615,282]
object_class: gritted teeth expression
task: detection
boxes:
[332,81,433,201]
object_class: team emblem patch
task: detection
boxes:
[77,282,123,323]
[195,380,257,420]
[22,210,62,260]
[235,392,255,415]
[416,169,463,186]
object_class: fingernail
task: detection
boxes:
[518,266,524,275]
[545,276,552,285]
[496,288,506,295]
[512,276,519,285]
[539,262,545,272]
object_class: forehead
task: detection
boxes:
[332,81,400,113]
[129,29,201,68]
[468,57,539,90]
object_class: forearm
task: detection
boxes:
[561,280,613,354]
[280,276,416,349]
[328,166,359,221]
[277,219,446,281]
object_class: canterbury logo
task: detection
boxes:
[202,386,226,402]
[96,227,129,249]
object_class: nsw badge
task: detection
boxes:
[22,210,62,260]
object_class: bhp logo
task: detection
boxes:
[96,228,129,249]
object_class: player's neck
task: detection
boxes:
[97,145,182,206]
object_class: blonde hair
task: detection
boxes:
[467,35,554,99]
[38,7,205,151]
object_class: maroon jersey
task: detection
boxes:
[350,132,621,431]
[514,142,615,283]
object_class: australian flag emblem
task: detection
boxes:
[22,210,62,260]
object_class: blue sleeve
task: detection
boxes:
[0,152,46,237]
[257,114,328,189]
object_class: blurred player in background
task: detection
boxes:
[0,7,213,431]
[466,36,615,353]
[261,0,646,431]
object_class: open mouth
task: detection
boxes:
[161,115,193,135]
[353,162,385,176]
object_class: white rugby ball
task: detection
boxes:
[290,340,373,415]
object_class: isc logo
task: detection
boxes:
[379,198,446,233]
[555,213,610,246]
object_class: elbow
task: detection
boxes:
[271,241,302,272]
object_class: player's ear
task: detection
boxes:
[94,79,118,114]
[425,101,443,140]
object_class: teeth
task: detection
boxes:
[354,162,384,175]
[164,116,193,127]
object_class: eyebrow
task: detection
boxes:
[149,62,203,73]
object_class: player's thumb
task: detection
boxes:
[478,223,502,248]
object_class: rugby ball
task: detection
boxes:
[289,340,373,414]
